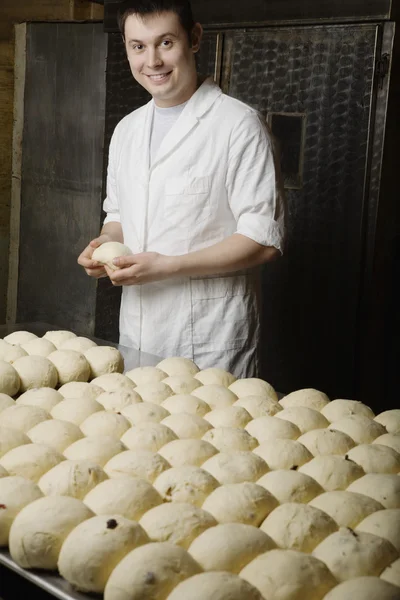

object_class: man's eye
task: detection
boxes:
[161,40,172,47]
[132,44,144,51]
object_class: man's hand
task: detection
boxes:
[105,252,175,286]
[77,234,113,279]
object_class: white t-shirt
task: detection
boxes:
[150,101,188,165]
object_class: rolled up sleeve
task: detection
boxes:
[226,112,286,254]
[102,129,121,225]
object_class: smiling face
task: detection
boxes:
[124,11,202,108]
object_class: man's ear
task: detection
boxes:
[191,23,203,53]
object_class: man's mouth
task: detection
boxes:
[146,72,172,82]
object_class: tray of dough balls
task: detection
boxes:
[1,329,400,600]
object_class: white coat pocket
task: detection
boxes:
[164,176,211,229]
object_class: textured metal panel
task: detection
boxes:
[226,24,380,398]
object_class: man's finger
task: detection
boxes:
[112,254,137,268]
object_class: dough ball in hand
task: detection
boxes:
[91,241,132,271]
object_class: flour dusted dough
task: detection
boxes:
[229,378,278,401]
[202,482,278,526]
[245,415,301,443]
[133,382,173,404]
[63,435,126,467]
[240,549,337,600]
[373,434,400,454]
[123,401,170,425]
[104,450,170,482]
[59,336,97,353]
[312,528,398,582]
[80,411,131,438]
[21,338,56,357]
[347,473,400,509]
[202,427,258,452]
[9,495,93,569]
[104,542,202,600]
[11,350,59,388]
[85,347,125,379]
[322,576,400,600]
[43,330,77,348]
[346,444,400,474]
[51,396,103,425]
[16,387,63,411]
[162,394,210,417]
[97,389,142,412]
[0,443,65,482]
[374,410,400,434]
[169,571,265,600]
[194,367,236,387]
[121,422,177,451]
[298,455,365,490]
[58,381,104,401]
[0,360,20,395]
[84,477,162,520]
[261,503,338,553]
[27,419,83,452]
[39,460,108,499]
[0,427,30,458]
[0,404,50,433]
[91,241,133,270]
[329,415,386,444]
[204,406,252,429]
[257,469,323,504]
[139,502,217,549]
[163,375,201,394]
[0,475,43,546]
[161,413,211,439]
[309,491,385,527]
[0,393,14,413]
[254,439,313,470]
[356,509,400,552]
[0,341,27,363]
[280,388,331,411]
[234,395,283,417]
[125,366,167,385]
[48,349,90,384]
[381,557,400,587]
[202,451,269,485]
[157,357,199,377]
[297,428,356,456]
[191,384,238,409]
[91,372,135,392]
[321,399,375,422]
[58,514,149,593]
[4,331,38,345]
[153,465,219,506]
[275,407,330,434]
[158,439,218,468]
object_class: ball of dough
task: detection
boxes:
[194,367,236,387]
[329,415,386,444]
[162,394,210,417]
[0,341,28,363]
[12,352,63,389]
[202,427,258,452]
[4,331,38,345]
[373,434,400,454]
[43,330,76,348]
[279,388,331,411]
[91,372,135,392]
[189,523,274,573]
[322,576,400,600]
[191,384,238,409]
[345,444,400,474]
[0,360,20,395]
[80,411,131,438]
[39,459,108,499]
[257,469,323,504]
[153,465,219,506]
[59,336,97,353]
[91,241,133,270]
[253,438,313,470]
[240,549,337,600]
[21,338,56,357]
[48,349,90,384]
[297,428,356,456]
[0,404,50,433]
[275,407,330,434]
[9,495,93,569]
[58,514,149,593]
[167,571,264,600]
[0,443,65,482]
[202,482,278,526]
[298,455,365,490]
[58,381,104,401]
[0,393,15,413]
[27,418,83,452]
[84,477,162,520]
[16,387,63,411]
[234,395,283,417]
[374,410,400,435]
[161,413,211,439]
[356,509,400,552]
[0,475,43,546]
[309,491,385,527]
[125,366,167,385]
[347,474,400,509]
[163,375,201,394]
[321,399,375,422]
[157,357,199,377]
[229,377,278,401]
[85,347,125,379]
[133,382,172,405]
[96,389,142,412]
[381,557,400,587]
[104,450,170,482]
[104,541,202,600]
[139,502,216,549]
[261,503,338,553]
[122,401,170,425]
[245,415,301,443]
[63,435,126,467]
[0,426,30,458]
[121,422,177,451]
[312,528,398,582]
[158,439,218,468]
[204,406,252,429]
[202,451,269,485]
[51,396,103,425]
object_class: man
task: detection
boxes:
[78,0,285,377]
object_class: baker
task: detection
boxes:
[78,0,285,378]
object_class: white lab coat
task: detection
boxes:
[103,78,285,378]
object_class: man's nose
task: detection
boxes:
[147,47,163,69]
